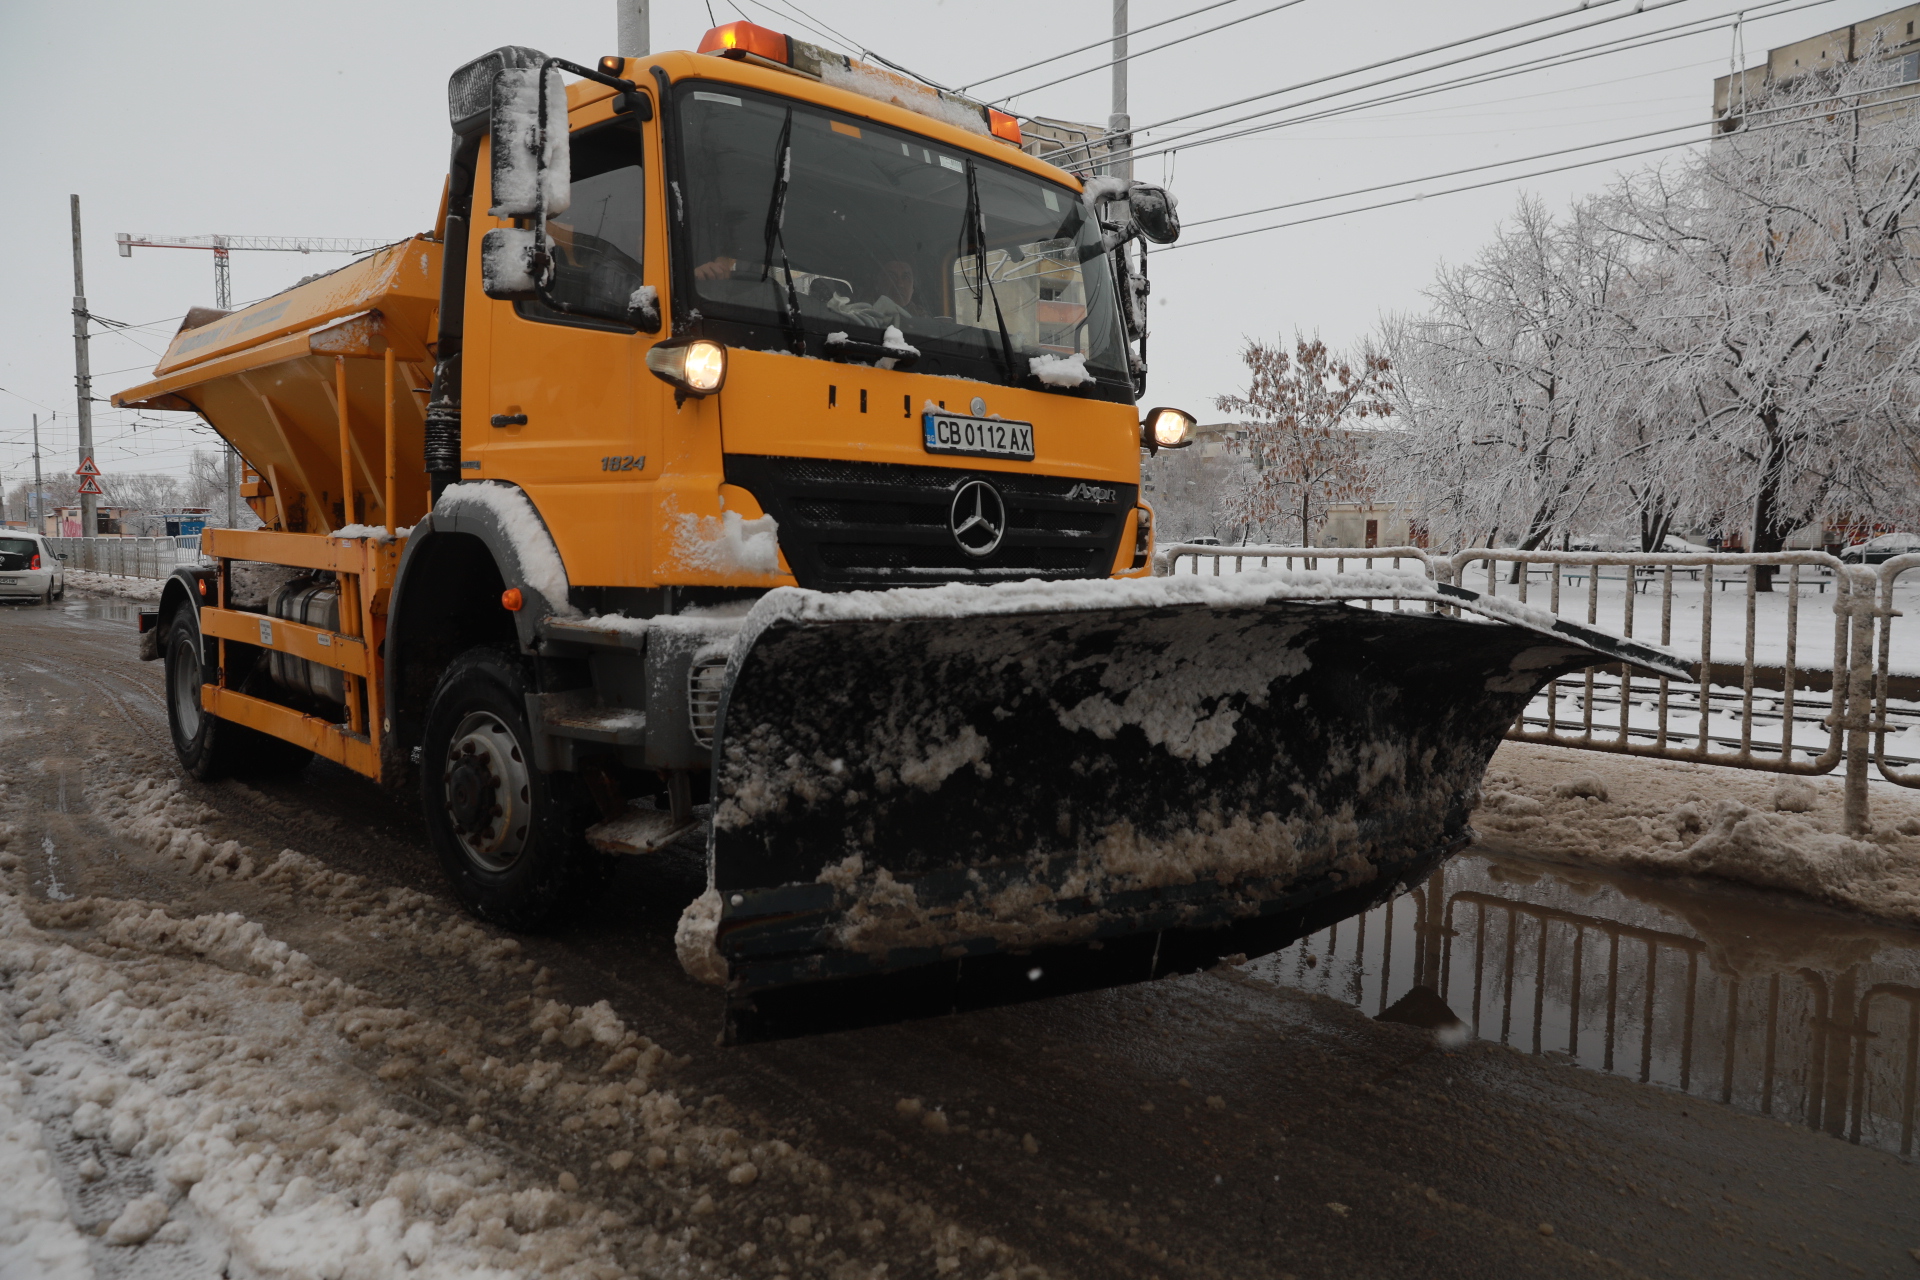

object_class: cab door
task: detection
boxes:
[468,110,654,589]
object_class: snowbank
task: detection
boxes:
[0,1063,90,1278]
[1475,741,1920,925]
[61,570,165,603]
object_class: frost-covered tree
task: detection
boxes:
[1375,56,1920,567]
[1214,335,1392,545]
[1374,197,1635,553]
[1598,54,1920,578]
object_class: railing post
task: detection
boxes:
[1842,569,1874,835]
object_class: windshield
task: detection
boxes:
[0,538,39,570]
[674,82,1129,395]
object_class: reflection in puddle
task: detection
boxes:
[62,598,140,624]
[1246,851,1920,1159]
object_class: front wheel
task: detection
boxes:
[420,648,597,931]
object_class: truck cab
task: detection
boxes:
[455,33,1173,605]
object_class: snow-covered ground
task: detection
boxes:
[0,755,1040,1280]
[1475,740,1920,926]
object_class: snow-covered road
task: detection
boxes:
[2,594,1916,1278]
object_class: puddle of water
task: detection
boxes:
[63,598,140,624]
[1246,850,1920,1160]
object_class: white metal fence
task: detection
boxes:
[45,536,205,579]
[1155,542,1916,832]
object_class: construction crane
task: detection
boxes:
[115,233,395,310]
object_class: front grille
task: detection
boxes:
[725,455,1138,592]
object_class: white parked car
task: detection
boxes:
[0,533,65,602]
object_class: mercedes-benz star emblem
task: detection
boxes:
[949,479,1006,558]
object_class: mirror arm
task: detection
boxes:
[548,57,637,94]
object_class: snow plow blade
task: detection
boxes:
[705,575,1686,1043]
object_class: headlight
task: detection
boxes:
[646,337,729,399]
[682,341,727,392]
[1141,406,1196,452]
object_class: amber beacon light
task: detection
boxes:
[698,20,793,65]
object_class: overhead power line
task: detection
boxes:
[987,0,1313,105]
[1166,81,1920,250]
[961,0,1250,92]
[1047,0,1698,165]
[1106,0,1833,172]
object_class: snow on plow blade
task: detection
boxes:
[706,573,1686,1043]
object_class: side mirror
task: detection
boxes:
[1128,184,1180,245]
[489,64,570,219]
[480,227,546,300]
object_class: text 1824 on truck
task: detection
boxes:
[115,22,1683,1042]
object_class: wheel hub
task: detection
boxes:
[442,712,532,873]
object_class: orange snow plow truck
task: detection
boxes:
[116,24,1685,1042]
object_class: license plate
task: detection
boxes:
[922,411,1034,461]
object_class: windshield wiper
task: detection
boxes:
[960,162,1018,382]
[760,108,806,355]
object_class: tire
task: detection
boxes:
[165,611,313,781]
[420,647,597,931]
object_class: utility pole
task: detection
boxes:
[1109,0,1131,182]
[225,439,238,526]
[70,195,97,539]
[617,0,650,57]
[31,414,45,535]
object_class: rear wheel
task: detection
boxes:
[165,610,312,781]
[421,648,597,931]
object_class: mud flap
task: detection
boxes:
[707,582,1686,1043]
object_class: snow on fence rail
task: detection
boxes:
[1156,543,1919,833]
[45,536,206,579]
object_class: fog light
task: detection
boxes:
[1142,406,1196,453]
[646,337,729,399]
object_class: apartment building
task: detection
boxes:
[1713,4,1920,126]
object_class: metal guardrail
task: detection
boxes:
[1156,543,1903,832]
[45,536,206,579]
[1265,860,1920,1159]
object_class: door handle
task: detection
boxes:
[490,413,528,427]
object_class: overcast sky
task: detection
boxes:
[0,0,1899,493]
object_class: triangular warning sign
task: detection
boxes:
[74,456,100,478]
[77,476,104,495]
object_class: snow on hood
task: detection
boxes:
[1028,352,1093,387]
